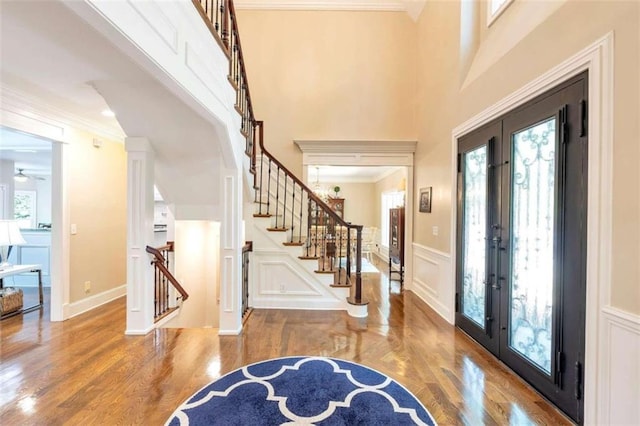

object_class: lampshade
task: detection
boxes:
[0,220,26,246]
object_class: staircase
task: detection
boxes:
[194,0,368,316]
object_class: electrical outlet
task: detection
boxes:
[432,226,439,236]
[84,281,91,293]
[279,284,286,293]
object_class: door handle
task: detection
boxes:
[491,236,502,290]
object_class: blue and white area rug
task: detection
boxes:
[167,356,436,425]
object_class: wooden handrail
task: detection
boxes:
[255,121,354,228]
[145,244,189,302]
[191,0,231,57]
[146,241,174,260]
[227,0,256,126]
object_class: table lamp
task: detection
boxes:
[0,220,26,270]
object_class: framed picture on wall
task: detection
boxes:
[419,187,432,213]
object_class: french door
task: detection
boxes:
[455,72,587,423]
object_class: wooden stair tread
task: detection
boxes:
[283,242,304,246]
[332,268,351,287]
[228,75,239,91]
[299,256,319,260]
[267,227,288,232]
[253,214,271,218]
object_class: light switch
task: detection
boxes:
[432,226,439,236]
[71,224,77,235]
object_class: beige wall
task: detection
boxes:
[236,10,418,177]
[321,181,376,227]
[68,129,126,303]
[414,0,640,313]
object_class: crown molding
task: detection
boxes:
[295,140,417,154]
[233,0,426,21]
[234,1,405,12]
[0,84,126,142]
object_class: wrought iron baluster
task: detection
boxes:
[289,182,296,243]
[266,159,272,215]
[298,188,304,244]
[274,167,281,228]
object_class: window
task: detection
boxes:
[380,191,404,248]
[15,190,37,229]
[487,0,514,26]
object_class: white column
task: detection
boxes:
[218,165,243,335]
[124,137,156,335]
[0,159,16,219]
[50,141,69,321]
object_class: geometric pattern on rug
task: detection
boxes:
[166,356,436,425]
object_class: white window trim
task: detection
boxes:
[487,0,515,27]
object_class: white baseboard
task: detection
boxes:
[218,326,242,336]
[410,243,453,324]
[125,324,155,336]
[64,284,126,319]
[599,306,640,425]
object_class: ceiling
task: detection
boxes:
[0,1,127,139]
[0,1,228,208]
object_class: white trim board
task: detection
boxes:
[65,284,126,319]
[410,242,452,322]
[600,307,640,425]
[235,1,405,11]
[450,32,614,425]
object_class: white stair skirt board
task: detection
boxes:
[251,218,361,315]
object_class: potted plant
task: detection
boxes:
[333,186,340,198]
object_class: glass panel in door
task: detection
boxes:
[509,118,556,374]
[461,146,488,328]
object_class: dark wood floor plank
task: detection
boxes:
[0,259,573,425]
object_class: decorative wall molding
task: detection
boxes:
[126,0,179,53]
[600,306,640,425]
[65,284,126,319]
[410,243,452,323]
[296,140,417,154]
[234,0,426,20]
[235,1,403,11]
[252,255,348,310]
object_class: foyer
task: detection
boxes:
[0,258,571,425]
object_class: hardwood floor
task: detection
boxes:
[0,258,573,425]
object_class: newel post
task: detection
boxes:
[347,225,368,317]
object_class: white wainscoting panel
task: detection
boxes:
[410,243,453,324]
[600,306,640,425]
[252,250,348,311]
